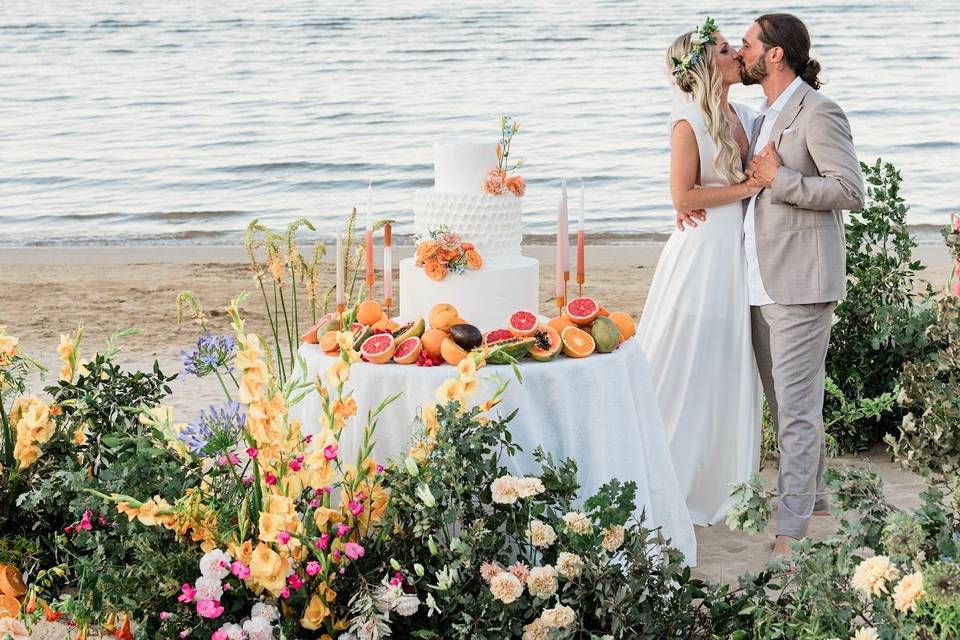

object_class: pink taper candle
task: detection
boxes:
[335,232,345,313]
[383,223,393,312]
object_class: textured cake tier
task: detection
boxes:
[413,189,523,259]
[434,140,498,195]
[399,256,539,333]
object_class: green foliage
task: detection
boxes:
[827,158,938,452]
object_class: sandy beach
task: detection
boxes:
[0,240,951,633]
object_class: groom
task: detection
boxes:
[739,13,864,559]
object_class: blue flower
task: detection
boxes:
[179,402,245,456]
[181,333,235,377]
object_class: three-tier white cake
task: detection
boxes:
[399,140,539,331]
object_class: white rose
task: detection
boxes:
[199,549,233,580]
[527,520,557,548]
[563,511,593,535]
[526,565,558,598]
[556,552,584,579]
[516,477,546,498]
[601,525,625,551]
[489,571,524,603]
[491,476,520,504]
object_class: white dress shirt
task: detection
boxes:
[744,75,805,306]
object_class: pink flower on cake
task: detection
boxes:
[483,169,506,195]
[436,231,462,251]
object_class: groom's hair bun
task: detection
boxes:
[756,13,823,90]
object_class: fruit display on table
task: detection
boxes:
[301,298,635,367]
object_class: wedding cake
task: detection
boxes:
[399,139,539,331]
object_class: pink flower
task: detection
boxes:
[309,498,320,509]
[179,632,189,639]
[483,169,506,195]
[78,510,93,531]
[231,561,250,579]
[178,583,197,604]
[480,562,503,584]
[212,630,228,640]
[288,455,304,472]
[505,175,526,198]
[332,549,342,562]
[287,573,304,590]
[390,571,404,587]
[508,561,530,584]
[323,445,338,461]
[376,464,384,474]
[196,599,224,619]
[316,533,330,550]
[280,586,290,599]
[335,524,351,538]
[954,280,960,297]
[242,475,253,485]
[306,561,321,576]
[344,542,365,560]
[436,231,463,252]
[304,435,313,444]
[246,447,259,459]
[218,453,238,466]
[953,215,960,232]
[277,530,291,545]
[222,583,231,591]
[348,500,364,516]
[98,513,109,526]
[264,472,277,486]
[159,612,172,621]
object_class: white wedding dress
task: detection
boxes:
[637,101,762,526]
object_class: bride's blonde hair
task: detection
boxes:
[667,32,745,183]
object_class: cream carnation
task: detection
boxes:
[852,628,879,640]
[489,571,524,604]
[540,604,576,628]
[601,525,625,551]
[563,511,593,535]
[194,575,224,601]
[851,555,900,598]
[556,552,584,579]
[480,561,504,584]
[526,565,558,598]
[892,571,925,612]
[200,549,233,580]
[522,619,549,640]
[516,476,546,498]
[527,520,557,549]
[490,475,520,504]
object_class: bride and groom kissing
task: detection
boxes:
[637,13,865,560]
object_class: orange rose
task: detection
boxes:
[465,250,483,270]
[424,259,448,281]
[416,240,439,262]
[436,248,461,264]
[505,175,526,198]
[461,242,475,251]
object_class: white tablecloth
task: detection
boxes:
[292,338,697,565]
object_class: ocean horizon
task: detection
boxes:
[1,1,957,247]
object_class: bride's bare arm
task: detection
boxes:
[670,120,760,213]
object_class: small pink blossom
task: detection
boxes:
[217,453,238,466]
[222,583,231,591]
[304,435,313,444]
[309,498,320,509]
[98,513,109,526]
[179,632,189,639]
[344,542,365,560]
[212,630,228,640]
[376,464,384,474]
[332,549,342,562]
[954,280,960,297]
[280,586,290,599]
[196,599,224,619]
[277,530,291,545]
[242,475,253,485]
[508,561,530,584]
[231,561,250,579]
[289,455,304,472]
[323,445,338,461]
[287,573,304,590]
[178,583,197,604]
[264,472,277,486]
[306,561,321,576]
[316,533,330,550]
[390,571,404,587]
[246,447,259,459]
[159,612,172,621]
[335,524,351,537]
[78,510,93,531]
[480,562,503,584]
[348,500,364,516]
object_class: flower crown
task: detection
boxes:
[671,17,718,77]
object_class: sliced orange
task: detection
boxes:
[0,594,20,618]
[318,330,340,354]
[561,326,595,358]
[0,565,26,597]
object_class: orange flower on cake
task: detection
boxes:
[424,259,448,281]
[505,175,526,197]
[483,169,506,195]
[465,249,483,270]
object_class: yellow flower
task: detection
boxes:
[313,506,343,531]
[13,441,40,469]
[327,359,350,387]
[892,572,925,612]
[72,426,88,445]
[852,628,879,640]
[421,402,440,437]
[248,542,286,596]
[335,331,354,352]
[0,331,18,365]
[435,378,466,405]
[57,334,75,362]
[258,494,299,543]
[457,357,477,378]
[851,555,900,598]
[300,593,330,630]
[408,440,431,464]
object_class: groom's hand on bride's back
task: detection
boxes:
[675,208,706,231]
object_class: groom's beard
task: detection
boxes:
[740,57,768,85]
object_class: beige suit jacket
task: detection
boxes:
[749,82,865,304]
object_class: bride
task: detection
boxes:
[637,18,763,526]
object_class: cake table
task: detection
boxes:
[291,338,698,565]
